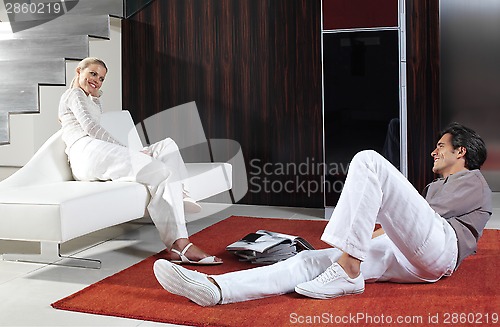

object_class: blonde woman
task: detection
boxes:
[58,57,222,265]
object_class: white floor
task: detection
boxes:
[0,201,498,327]
[0,204,325,327]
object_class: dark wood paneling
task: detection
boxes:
[406,0,441,192]
[123,0,323,207]
[123,0,439,204]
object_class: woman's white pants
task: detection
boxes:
[213,150,458,304]
[68,136,190,248]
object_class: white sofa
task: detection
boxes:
[0,110,234,268]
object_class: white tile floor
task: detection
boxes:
[0,201,498,327]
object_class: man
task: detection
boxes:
[153,123,492,306]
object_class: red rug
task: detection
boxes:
[52,216,500,326]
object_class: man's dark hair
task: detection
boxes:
[440,123,487,170]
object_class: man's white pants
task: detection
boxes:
[68,136,190,248]
[213,150,457,304]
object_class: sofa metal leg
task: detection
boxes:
[2,241,101,269]
[228,189,236,204]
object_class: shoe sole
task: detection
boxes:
[295,286,365,300]
[153,260,219,306]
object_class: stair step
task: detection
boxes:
[0,0,119,145]
[0,14,110,39]
[2,0,123,24]
[0,58,66,85]
[0,35,88,60]
[0,84,39,113]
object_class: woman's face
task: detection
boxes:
[76,63,107,97]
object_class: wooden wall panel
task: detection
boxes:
[406,0,441,192]
[123,0,440,205]
[122,0,323,207]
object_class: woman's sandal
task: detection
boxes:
[170,243,223,266]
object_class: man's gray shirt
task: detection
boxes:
[423,169,492,268]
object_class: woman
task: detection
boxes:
[58,57,222,265]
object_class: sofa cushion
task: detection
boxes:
[0,181,149,242]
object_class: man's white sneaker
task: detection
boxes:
[153,259,221,306]
[295,262,364,299]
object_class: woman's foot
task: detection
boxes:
[165,238,223,265]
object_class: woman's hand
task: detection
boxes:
[72,75,101,97]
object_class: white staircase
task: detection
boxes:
[0,0,126,145]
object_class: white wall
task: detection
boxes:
[0,2,9,23]
[0,17,122,181]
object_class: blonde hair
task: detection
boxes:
[70,57,108,93]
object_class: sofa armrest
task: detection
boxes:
[0,130,73,188]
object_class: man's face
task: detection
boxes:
[431,133,466,178]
